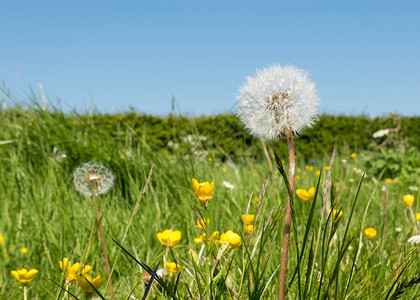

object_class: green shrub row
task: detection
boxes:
[2,108,419,161]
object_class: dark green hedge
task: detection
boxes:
[81,113,419,160]
[3,108,420,161]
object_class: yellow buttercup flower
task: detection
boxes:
[325,166,330,171]
[296,187,315,202]
[211,231,219,241]
[77,274,104,293]
[222,167,228,172]
[11,268,38,285]
[330,209,343,221]
[0,234,3,245]
[165,262,184,276]
[252,196,260,203]
[416,213,420,222]
[157,229,181,247]
[364,227,377,240]
[241,214,255,225]
[403,194,415,206]
[194,234,206,244]
[208,157,213,162]
[296,175,301,181]
[21,247,28,254]
[315,170,321,176]
[297,167,301,172]
[245,224,254,234]
[192,178,214,206]
[194,231,219,244]
[305,165,309,170]
[386,178,392,184]
[351,153,357,158]
[59,257,92,282]
[220,230,242,249]
[309,166,314,171]
[195,218,209,230]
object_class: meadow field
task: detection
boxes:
[0,104,419,299]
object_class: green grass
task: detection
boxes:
[0,104,419,299]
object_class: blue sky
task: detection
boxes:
[1,1,419,116]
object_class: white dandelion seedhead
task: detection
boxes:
[73,162,115,196]
[236,64,319,140]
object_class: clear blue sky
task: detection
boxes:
[1,1,419,116]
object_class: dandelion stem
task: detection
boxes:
[92,192,114,299]
[278,130,295,300]
[23,286,27,300]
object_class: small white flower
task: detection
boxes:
[156,268,168,277]
[222,181,235,190]
[409,186,419,192]
[407,235,420,244]
[73,162,115,196]
[56,153,67,163]
[52,147,67,163]
[236,64,319,140]
[352,167,363,175]
[167,140,180,149]
[373,129,390,138]
[395,227,402,233]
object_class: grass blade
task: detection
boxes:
[142,261,160,300]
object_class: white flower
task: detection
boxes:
[236,64,319,140]
[156,268,168,277]
[373,129,390,138]
[407,235,420,244]
[409,186,419,192]
[167,140,179,149]
[73,162,115,196]
[52,147,67,163]
[222,181,235,190]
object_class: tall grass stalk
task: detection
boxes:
[104,165,153,294]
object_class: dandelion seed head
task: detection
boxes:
[73,162,115,196]
[236,64,319,140]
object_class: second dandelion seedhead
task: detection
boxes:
[73,162,115,196]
